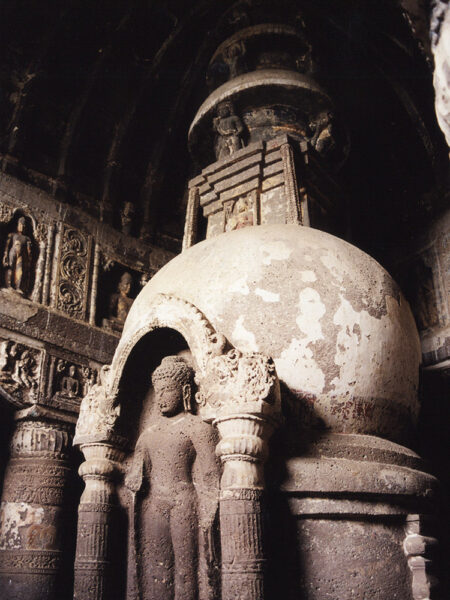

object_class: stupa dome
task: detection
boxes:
[117,224,420,444]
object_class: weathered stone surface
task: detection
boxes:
[0,409,76,600]
[116,224,420,445]
[0,3,447,600]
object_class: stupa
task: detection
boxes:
[72,13,438,600]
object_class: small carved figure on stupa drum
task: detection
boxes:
[126,356,220,600]
[213,101,244,160]
[2,216,32,294]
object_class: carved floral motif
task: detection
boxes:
[0,202,14,224]
[196,349,280,416]
[56,226,91,319]
[74,366,120,444]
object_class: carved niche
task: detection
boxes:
[120,201,135,236]
[73,295,282,600]
[125,356,220,600]
[223,193,257,232]
[49,358,97,412]
[55,225,92,319]
[0,210,38,298]
[96,262,143,333]
[0,339,42,406]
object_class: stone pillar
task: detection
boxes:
[197,349,281,600]
[0,406,76,600]
[73,443,124,600]
[215,414,276,600]
[72,365,124,600]
[182,185,200,251]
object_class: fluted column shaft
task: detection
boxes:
[215,414,275,600]
[73,443,123,600]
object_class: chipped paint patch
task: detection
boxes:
[330,295,362,394]
[0,501,44,550]
[320,252,344,282]
[232,315,258,351]
[255,287,280,302]
[228,276,250,295]
[260,241,292,265]
[300,270,317,283]
[296,288,326,341]
[276,338,325,392]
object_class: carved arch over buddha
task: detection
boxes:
[108,293,229,405]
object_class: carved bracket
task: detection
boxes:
[73,366,122,446]
[196,348,281,422]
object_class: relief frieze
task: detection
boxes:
[0,339,42,406]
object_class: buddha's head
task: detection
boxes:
[151,356,194,416]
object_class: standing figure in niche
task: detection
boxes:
[102,271,134,332]
[2,216,32,294]
[126,356,220,600]
[214,101,244,160]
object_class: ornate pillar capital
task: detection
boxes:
[200,348,281,600]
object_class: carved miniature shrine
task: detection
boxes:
[0,2,449,600]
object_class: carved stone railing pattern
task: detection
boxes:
[182,185,200,251]
[280,142,303,225]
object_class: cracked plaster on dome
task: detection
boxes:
[115,225,420,442]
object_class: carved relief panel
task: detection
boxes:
[54,224,92,320]
[48,357,97,413]
[223,192,258,232]
[0,339,43,406]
